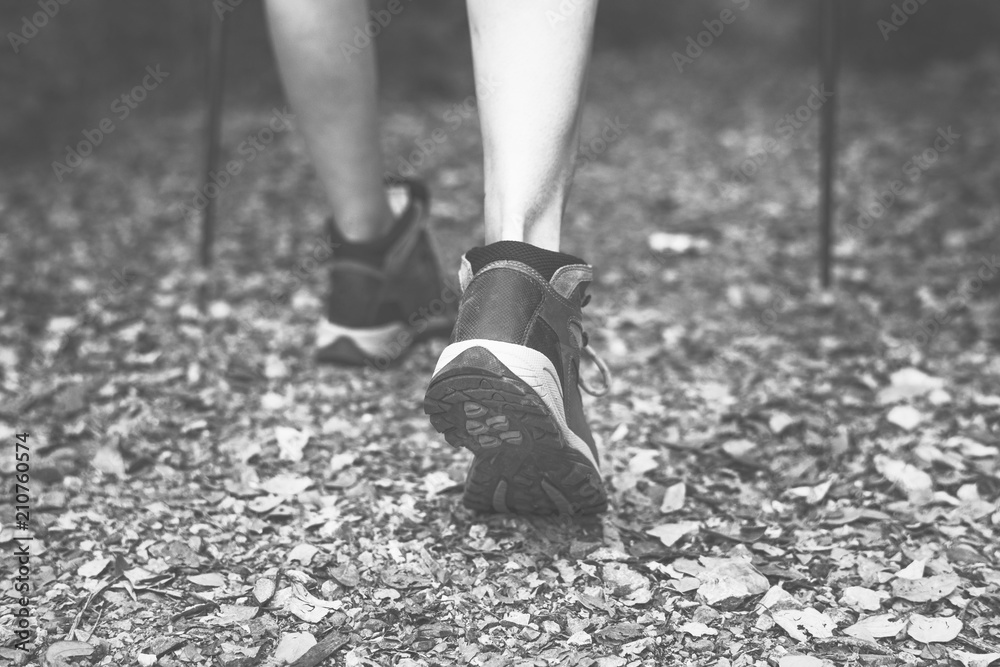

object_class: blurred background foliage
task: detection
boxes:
[2,0,998,154]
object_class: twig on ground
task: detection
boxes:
[288,631,350,667]
[812,636,895,656]
[957,633,1000,654]
[83,601,107,643]
[66,577,117,640]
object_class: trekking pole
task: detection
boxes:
[199,4,229,308]
[818,0,840,289]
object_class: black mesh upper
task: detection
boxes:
[452,269,543,344]
[466,241,585,280]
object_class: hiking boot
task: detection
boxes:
[423,241,610,516]
[316,179,457,367]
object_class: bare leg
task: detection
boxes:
[265,0,392,242]
[466,0,599,251]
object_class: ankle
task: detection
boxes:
[334,219,394,244]
[331,200,395,244]
[484,193,566,251]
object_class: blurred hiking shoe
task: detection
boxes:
[424,241,610,516]
[316,179,457,367]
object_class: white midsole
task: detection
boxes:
[316,317,452,357]
[316,319,405,356]
[432,339,600,472]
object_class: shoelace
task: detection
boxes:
[578,292,612,397]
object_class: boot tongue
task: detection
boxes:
[460,241,590,293]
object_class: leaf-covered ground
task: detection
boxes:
[2,42,1000,667]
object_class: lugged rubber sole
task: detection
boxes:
[423,343,607,516]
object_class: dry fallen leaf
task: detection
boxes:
[286,543,320,565]
[895,559,926,580]
[670,577,702,593]
[679,622,717,637]
[948,649,1000,667]
[92,444,127,478]
[275,426,310,462]
[596,623,644,642]
[123,567,157,586]
[248,495,286,514]
[659,482,686,513]
[275,587,328,623]
[877,367,945,405]
[722,439,757,459]
[261,392,288,411]
[330,564,360,588]
[261,473,313,496]
[628,449,659,475]
[769,412,796,435]
[273,632,317,664]
[648,231,709,254]
[327,452,356,474]
[907,613,963,643]
[603,563,651,594]
[839,585,888,611]
[504,612,531,626]
[886,405,924,431]
[891,573,961,602]
[188,572,226,588]
[596,658,628,667]
[757,584,799,613]
[423,470,457,498]
[254,576,277,605]
[647,521,699,547]
[788,479,834,505]
[208,604,259,626]
[843,613,906,641]
[696,557,770,606]
[875,455,933,505]
[45,642,96,667]
[77,556,112,579]
[779,657,828,667]
[770,608,835,642]
[946,436,999,459]
[276,581,338,623]
[624,587,653,605]
[220,643,261,660]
